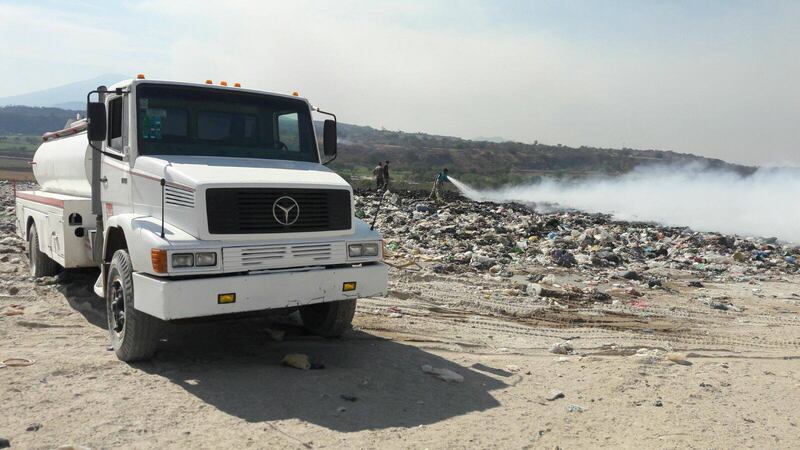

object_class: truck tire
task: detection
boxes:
[106,249,161,362]
[299,299,357,337]
[27,223,60,278]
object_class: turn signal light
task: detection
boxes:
[292,91,299,96]
[151,249,167,273]
[137,73,145,79]
[343,282,357,292]
[234,82,241,87]
[205,79,213,84]
[218,293,236,304]
[220,80,228,86]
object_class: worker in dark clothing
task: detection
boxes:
[382,161,390,190]
[429,168,449,202]
[372,162,384,190]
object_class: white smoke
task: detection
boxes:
[450,165,800,243]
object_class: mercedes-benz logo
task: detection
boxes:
[272,196,300,226]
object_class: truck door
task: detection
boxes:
[101,95,133,219]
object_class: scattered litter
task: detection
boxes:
[665,352,692,366]
[545,390,565,401]
[339,394,358,402]
[26,423,42,432]
[421,364,464,383]
[631,348,663,365]
[549,341,574,355]
[2,358,35,367]
[266,328,285,342]
[566,404,584,413]
[281,354,311,370]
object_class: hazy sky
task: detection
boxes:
[1,0,798,166]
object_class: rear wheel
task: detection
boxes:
[106,249,161,362]
[299,299,357,337]
[27,223,60,278]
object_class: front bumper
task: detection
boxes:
[132,263,388,320]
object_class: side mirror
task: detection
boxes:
[323,119,337,158]
[87,102,106,142]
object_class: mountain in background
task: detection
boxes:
[0,74,129,109]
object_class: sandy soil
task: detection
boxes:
[2,229,800,448]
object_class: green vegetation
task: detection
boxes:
[0,134,39,158]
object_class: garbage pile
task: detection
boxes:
[358,189,800,282]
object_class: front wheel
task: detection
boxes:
[106,249,161,362]
[299,299,357,337]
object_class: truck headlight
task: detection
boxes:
[172,253,194,268]
[363,243,379,256]
[195,252,217,267]
[348,243,379,258]
[348,244,363,257]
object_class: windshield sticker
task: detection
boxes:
[141,114,163,139]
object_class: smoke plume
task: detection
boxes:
[450,164,800,243]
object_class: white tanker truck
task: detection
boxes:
[15,76,387,361]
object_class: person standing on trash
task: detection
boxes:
[382,160,390,191]
[429,168,449,203]
[372,161,384,190]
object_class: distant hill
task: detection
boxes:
[0,105,82,135]
[325,123,757,187]
[0,74,129,108]
[0,105,756,187]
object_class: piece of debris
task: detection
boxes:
[421,364,464,383]
[545,390,565,401]
[26,423,42,432]
[340,394,358,402]
[265,328,285,342]
[687,280,704,288]
[2,358,35,367]
[549,341,573,355]
[0,438,9,449]
[566,404,584,413]
[282,354,311,370]
[665,352,691,365]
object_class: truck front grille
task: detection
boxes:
[206,188,352,234]
[223,242,345,271]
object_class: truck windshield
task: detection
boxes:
[135,84,319,163]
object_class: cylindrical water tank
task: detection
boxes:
[32,132,93,197]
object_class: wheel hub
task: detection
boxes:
[110,279,125,334]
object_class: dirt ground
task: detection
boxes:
[2,234,800,450]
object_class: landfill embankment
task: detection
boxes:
[1,183,799,449]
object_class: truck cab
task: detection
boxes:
[16,78,388,361]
